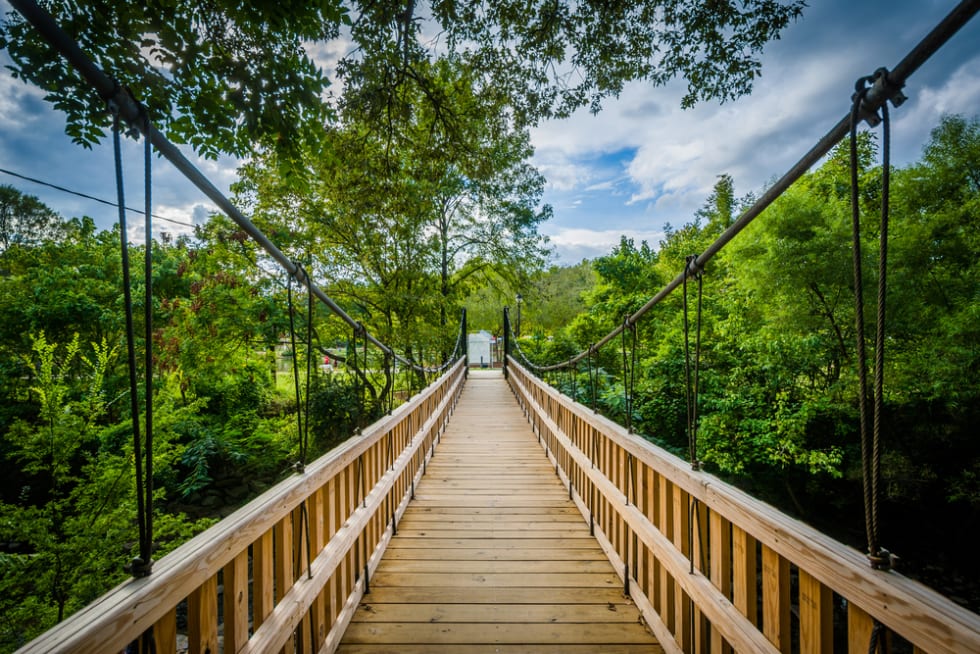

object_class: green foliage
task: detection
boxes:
[2,1,803,165]
[534,118,980,540]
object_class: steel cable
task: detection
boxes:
[141,113,154,581]
[850,70,893,570]
[683,255,704,470]
[112,113,152,578]
[495,1,978,376]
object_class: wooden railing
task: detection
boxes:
[19,359,466,654]
[506,357,980,654]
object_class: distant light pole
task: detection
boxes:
[515,293,522,337]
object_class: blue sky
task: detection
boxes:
[2,0,979,263]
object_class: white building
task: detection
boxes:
[467,331,494,368]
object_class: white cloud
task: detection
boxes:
[543,226,665,263]
[530,0,980,265]
[125,202,211,243]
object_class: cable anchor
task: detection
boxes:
[868,547,896,571]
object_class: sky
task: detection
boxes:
[1,0,979,264]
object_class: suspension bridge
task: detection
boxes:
[6,0,980,652]
[16,359,980,653]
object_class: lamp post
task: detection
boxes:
[515,293,522,338]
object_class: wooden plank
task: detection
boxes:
[187,576,218,654]
[337,373,661,653]
[762,545,791,653]
[732,525,758,626]
[374,559,616,574]
[672,485,692,652]
[222,550,249,652]
[151,610,176,654]
[800,569,832,654]
[369,572,625,588]
[253,530,274,631]
[342,622,657,645]
[658,473,675,632]
[351,603,644,623]
[338,646,660,654]
[274,514,294,654]
[848,602,876,654]
[380,547,606,561]
[710,511,733,654]
[361,586,633,604]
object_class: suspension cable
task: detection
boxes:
[112,112,151,578]
[287,270,305,466]
[9,0,466,378]
[620,317,638,433]
[683,255,704,470]
[141,112,154,581]
[498,0,978,374]
[587,346,598,412]
[850,70,894,571]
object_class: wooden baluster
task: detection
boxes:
[187,576,218,654]
[152,609,177,654]
[800,570,832,654]
[223,550,249,652]
[732,526,758,627]
[328,476,341,628]
[253,531,274,631]
[691,502,710,654]
[672,486,691,651]
[709,511,733,654]
[311,488,327,647]
[762,545,791,653]
[275,514,294,654]
[848,602,885,654]
[647,468,660,615]
[658,474,675,633]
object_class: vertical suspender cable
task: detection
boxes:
[872,95,891,571]
[850,70,893,573]
[112,113,150,577]
[287,272,304,463]
[141,113,153,581]
[683,255,704,470]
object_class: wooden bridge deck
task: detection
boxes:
[337,370,662,653]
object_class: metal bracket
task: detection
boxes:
[854,68,908,127]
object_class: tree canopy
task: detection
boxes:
[1,0,804,160]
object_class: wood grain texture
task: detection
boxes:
[336,371,662,653]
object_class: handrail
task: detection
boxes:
[17,358,466,654]
[507,357,980,654]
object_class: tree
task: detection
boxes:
[234,58,551,370]
[0,186,65,251]
[2,0,805,160]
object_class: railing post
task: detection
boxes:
[503,306,511,379]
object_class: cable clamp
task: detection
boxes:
[289,260,308,284]
[126,556,154,578]
[105,79,145,139]
[685,254,704,279]
[867,547,895,571]
[853,68,907,127]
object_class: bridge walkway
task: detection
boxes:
[337,370,664,653]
